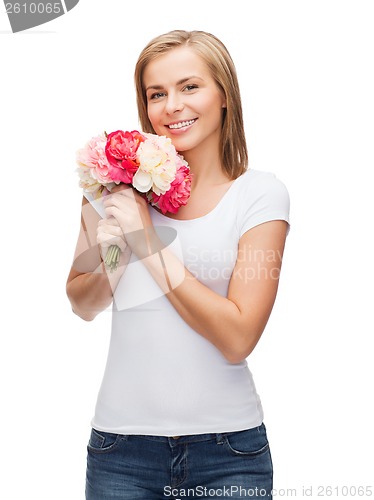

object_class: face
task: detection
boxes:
[143,46,226,157]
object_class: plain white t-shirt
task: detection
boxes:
[88,168,290,436]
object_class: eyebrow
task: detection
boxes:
[145,76,203,92]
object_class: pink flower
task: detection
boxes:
[76,134,113,185]
[105,130,145,184]
[149,164,192,214]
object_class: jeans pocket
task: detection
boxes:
[87,428,124,454]
[223,423,270,457]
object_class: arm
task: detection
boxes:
[143,220,288,364]
[103,186,289,363]
[66,196,130,321]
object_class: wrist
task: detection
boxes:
[125,226,164,260]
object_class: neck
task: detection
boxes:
[183,147,230,190]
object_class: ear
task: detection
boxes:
[222,99,227,108]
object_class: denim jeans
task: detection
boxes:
[85,423,273,499]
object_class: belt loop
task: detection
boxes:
[215,433,224,444]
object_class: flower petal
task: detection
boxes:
[132,169,153,193]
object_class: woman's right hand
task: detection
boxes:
[66,196,131,321]
[97,216,127,261]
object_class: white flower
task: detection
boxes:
[135,135,178,194]
[132,169,153,193]
[77,167,100,193]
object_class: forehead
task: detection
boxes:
[143,46,211,86]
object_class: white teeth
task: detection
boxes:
[169,119,195,129]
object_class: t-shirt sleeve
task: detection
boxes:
[237,171,290,238]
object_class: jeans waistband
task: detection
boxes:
[122,427,258,446]
[132,433,225,445]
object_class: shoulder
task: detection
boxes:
[235,168,290,237]
[236,168,289,205]
[237,167,288,189]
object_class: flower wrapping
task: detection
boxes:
[76,130,192,271]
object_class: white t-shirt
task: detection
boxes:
[89,168,290,436]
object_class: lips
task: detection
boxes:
[167,119,197,129]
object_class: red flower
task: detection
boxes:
[150,165,192,214]
[105,130,145,184]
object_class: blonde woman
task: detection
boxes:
[67,30,290,499]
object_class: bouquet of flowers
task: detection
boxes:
[76,129,192,271]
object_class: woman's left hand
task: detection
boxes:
[103,184,158,259]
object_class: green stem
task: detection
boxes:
[104,244,120,272]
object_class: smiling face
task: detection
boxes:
[143,46,226,159]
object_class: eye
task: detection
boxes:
[149,92,166,101]
[183,84,198,92]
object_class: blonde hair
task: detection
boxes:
[134,30,248,179]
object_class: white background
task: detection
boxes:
[1,0,373,498]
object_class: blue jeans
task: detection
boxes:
[85,423,273,499]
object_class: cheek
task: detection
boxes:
[196,93,222,116]
[202,98,224,124]
[147,105,160,130]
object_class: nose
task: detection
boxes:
[165,91,184,115]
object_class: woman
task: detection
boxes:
[67,30,290,499]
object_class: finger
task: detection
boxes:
[98,218,121,230]
[99,226,123,237]
[97,233,127,252]
[115,188,148,208]
[111,184,131,194]
[98,216,120,226]
[104,190,136,206]
[104,196,140,218]
[104,205,127,221]
[97,231,117,246]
